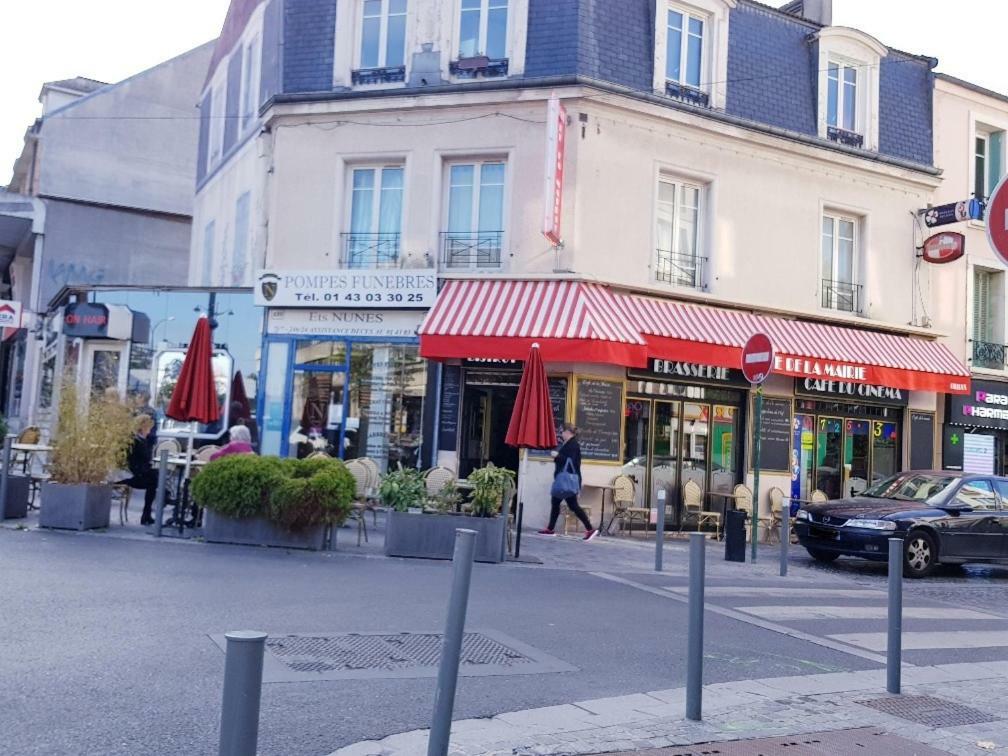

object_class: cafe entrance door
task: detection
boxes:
[623,397,740,530]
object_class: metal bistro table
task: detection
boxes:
[157,455,208,533]
[582,483,615,536]
[12,443,54,509]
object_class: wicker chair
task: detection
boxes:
[733,483,771,543]
[194,445,220,463]
[766,486,786,544]
[153,438,181,459]
[307,450,332,459]
[344,459,370,545]
[810,489,829,503]
[604,475,642,535]
[424,466,457,499]
[683,479,721,537]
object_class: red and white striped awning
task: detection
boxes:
[419,279,971,394]
[617,295,970,394]
[419,279,648,366]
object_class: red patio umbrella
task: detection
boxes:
[230,371,252,421]
[166,316,220,478]
[505,344,557,554]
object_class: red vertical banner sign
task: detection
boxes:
[542,94,567,247]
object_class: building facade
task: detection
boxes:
[932,74,1008,476]
[3,44,214,432]
[197,0,969,527]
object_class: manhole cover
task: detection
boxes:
[600,727,951,755]
[858,694,1000,728]
[209,629,576,683]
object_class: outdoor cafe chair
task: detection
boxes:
[194,445,220,463]
[733,483,770,543]
[153,438,181,459]
[424,466,456,499]
[344,459,370,546]
[683,479,721,538]
[604,474,641,535]
[810,489,828,503]
[766,486,786,544]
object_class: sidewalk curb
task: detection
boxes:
[328,661,1008,756]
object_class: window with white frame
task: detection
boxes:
[346,165,404,267]
[232,192,251,285]
[666,7,704,92]
[202,220,216,285]
[655,175,703,288]
[820,213,859,313]
[208,84,224,167]
[443,161,505,268]
[241,35,261,130]
[973,268,1005,368]
[458,0,508,59]
[827,60,858,134]
[975,129,1005,201]
[359,0,407,71]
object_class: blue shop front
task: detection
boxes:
[255,269,437,473]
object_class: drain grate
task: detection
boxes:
[209,629,576,683]
[858,695,1000,728]
[601,727,952,755]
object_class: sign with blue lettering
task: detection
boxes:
[922,199,984,228]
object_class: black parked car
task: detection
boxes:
[795,471,1008,578]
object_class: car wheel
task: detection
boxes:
[806,547,840,563]
[903,530,938,579]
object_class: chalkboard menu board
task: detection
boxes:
[752,396,792,472]
[910,411,935,470]
[574,377,624,462]
[530,377,570,456]
[438,365,461,451]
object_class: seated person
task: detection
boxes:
[209,425,256,461]
[123,415,158,525]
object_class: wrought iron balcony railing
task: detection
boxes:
[827,125,864,148]
[973,340,1008,370]
[341,232,400,268]
[449,57,509,78]
[441,231,503,268]
[351,66,406,85]
[665,81,710,108]
[655,250,705,289]
[821,278,862,313]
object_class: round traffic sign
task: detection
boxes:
[986,174,1008,266]
[741,333,774,385]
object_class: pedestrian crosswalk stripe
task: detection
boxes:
[829,630,1008,652]
[663,586,883,598]
[738,606,1001,621]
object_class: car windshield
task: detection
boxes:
[860,473,960,502]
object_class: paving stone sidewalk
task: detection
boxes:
[330,661,1008,756]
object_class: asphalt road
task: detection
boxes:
[0,528,866,756]
[2,527,1006,755]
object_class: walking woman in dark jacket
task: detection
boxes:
[538,423,599,540]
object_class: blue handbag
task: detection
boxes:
[551,458,581,500]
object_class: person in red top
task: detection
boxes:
[209,425,255,461]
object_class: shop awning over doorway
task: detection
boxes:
[618,295,971,395]
[419,279,649,366]
[420,279,971,395]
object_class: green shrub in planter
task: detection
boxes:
[191,454,286,519]
[192,455,355,530]
[269,463,355,529]
[379,468,427,512]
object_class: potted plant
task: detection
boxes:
[192,455,355,550]
[378,468,427,514]
[383,464,513,564]
[39,381,134,531]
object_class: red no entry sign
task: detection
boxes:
[742,333,774,385]
[987,174,1008,267]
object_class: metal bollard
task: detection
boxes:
[218,631,267,756]
[514,501,524,560]
[154,450,168,538]
[779,503,789,577]
[686,532,706,721]
[887,537,902,694]
[654,489,666,572]
[0,435,11,518]
[428,529,477,756]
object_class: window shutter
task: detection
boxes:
[989,131,1004,196]
[974,269,991,343]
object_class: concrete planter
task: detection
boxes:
[202,508,327,551]
[1,475,30,520]
[39,482,112,530]
[384,510,505,563]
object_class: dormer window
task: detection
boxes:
[459,0,508,59]
[354,0,407,84]
[653,0,734,110]
[815,27,886,152]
